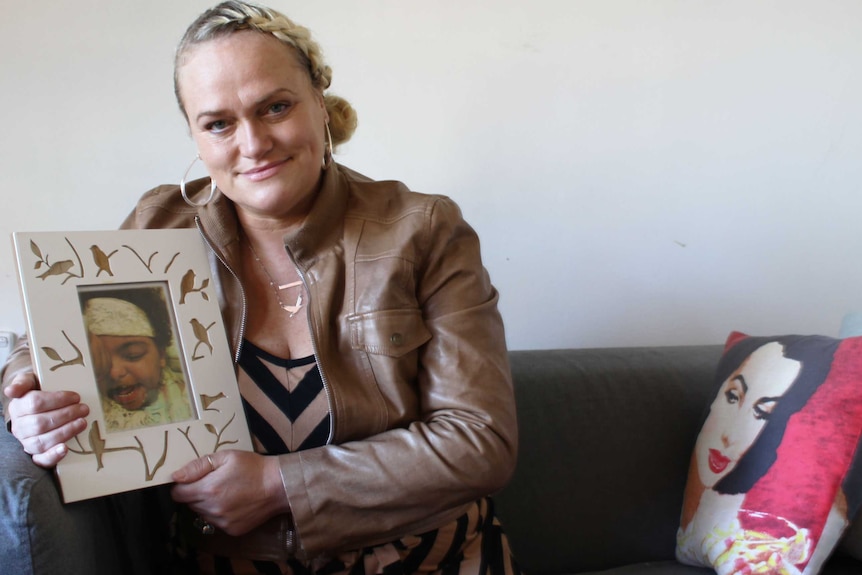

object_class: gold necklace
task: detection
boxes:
[245,240,305,317]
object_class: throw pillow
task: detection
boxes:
[676,331,862,575]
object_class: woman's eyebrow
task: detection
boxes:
[194,88,300,122]
[733,374,749,394]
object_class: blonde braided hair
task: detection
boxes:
[174,1,357,148]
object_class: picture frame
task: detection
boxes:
[12,229,253,502]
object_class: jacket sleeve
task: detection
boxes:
[279,196,518,558]
[1,336,35,427]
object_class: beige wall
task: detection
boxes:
[2,0,861,349]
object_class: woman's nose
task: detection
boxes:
[238,120,272,158]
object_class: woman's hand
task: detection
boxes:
[171,450,290,536]
[4,371,89,468]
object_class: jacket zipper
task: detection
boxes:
[284,245,336,445]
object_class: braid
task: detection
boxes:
[249,15,332,91]
[175,1,356,146]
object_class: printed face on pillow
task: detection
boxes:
[695,341,801,488]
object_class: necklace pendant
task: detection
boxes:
[281,293,303,317]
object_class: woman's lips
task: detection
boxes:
[241,159,289,181]
[709,448,731,474]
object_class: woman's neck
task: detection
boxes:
[680,456,707,529]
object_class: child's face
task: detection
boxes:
[92,334,165,411]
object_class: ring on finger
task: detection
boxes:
[206,454,215,473]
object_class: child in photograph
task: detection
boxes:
[83,293,192,431]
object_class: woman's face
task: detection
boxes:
[176,30,328,225]
[93,335,165,411]
[695,341,801,488]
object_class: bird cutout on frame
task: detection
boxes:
[12,229,253,502]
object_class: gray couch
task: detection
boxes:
[495,346,862,574]
[2,345,862,574]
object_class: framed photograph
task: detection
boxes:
[12,229,253,502]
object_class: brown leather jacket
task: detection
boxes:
[2,163,517,560]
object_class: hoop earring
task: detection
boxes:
[180,154,217,208]
[322,123,333,169]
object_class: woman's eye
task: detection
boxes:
[205,120,228,133]
[753,399,777,421]
[724,389,740,404]
[268,102,289,115]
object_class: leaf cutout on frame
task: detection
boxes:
[30,240,43,259]
[42,331,85,372]
[42,347,62,361]
[201,392,226,412]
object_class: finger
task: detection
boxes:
[172,453,218,484]
[7,389,82,421]
[30,443,70,469]
[3,372,39,399]
[17,415,87,458]
[170,482,201,505]
[10,399,88,438]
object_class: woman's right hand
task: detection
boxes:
[4,371,89,468]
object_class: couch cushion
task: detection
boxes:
[676,332,862,575]
[495,345,724,574]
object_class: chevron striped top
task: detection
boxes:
[236,340,330,454]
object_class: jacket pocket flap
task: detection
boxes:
[348,309,431,358]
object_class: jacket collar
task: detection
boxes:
[281,162,347,269]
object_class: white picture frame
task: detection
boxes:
[12,229,253,502]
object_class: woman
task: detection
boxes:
[1,2,519,573]
[82,290,192,431]
[677,334,838,574]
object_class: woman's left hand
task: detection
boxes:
[171,450,290,536]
